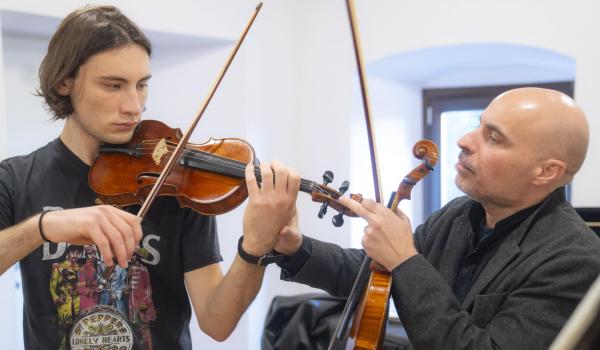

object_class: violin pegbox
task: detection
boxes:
[317,170,335,219]
[312,170,362,227]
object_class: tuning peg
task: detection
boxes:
[338,180,350,195]
[332,210,345,227]
[322,170,334,185]
[318,202,329,218]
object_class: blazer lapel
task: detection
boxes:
[460,188,564,309]
[437,213,471,287]
[461,239,520,309]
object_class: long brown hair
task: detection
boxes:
[37,5,152,119]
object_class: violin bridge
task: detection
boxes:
[152,138,168,165]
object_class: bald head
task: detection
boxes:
[490,87,589,182]
[455,87,589,214]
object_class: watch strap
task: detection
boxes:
[237,236,285,266]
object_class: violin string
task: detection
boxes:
[135,142,258,175]
[179,150,320,193]
[108,141,322,193]
[122,143,321,193]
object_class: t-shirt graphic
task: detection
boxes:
[50,244,157,350]
[0,138,222,350]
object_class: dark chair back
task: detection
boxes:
[262,293,410,350]
[575,207,600,235]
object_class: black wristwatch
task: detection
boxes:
[237,236,285,266]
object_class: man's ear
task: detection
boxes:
[532,159,566,186]
[55,78,73,96]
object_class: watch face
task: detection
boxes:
[259,253,286,266]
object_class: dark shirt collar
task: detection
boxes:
[468,198,544,248]
[53,137,91,174]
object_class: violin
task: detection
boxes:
[328,1,438,349]
[346,140,438,350]
[89,119,362,224]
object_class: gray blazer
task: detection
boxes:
[285,189,600,349]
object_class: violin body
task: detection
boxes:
[347,267,392,350]
[89,119,256,215]
[346,140,439,350]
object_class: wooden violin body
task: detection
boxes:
[90,119,362,220]
[347,140,438,350]
[90,119,256,215]
[347,266,392,350]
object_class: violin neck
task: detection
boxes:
[254,169,318,194]
[178,149,317,194]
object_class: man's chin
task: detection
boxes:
[455,176,466,192]
[455,179,476,199]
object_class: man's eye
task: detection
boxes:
[105,84,121,90]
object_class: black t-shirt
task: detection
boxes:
[0,138,222,350]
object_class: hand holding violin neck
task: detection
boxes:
[90,120,361,222]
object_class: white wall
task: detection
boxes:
[356,0,600,205]
[350,78,423,246]
[2,33,63,156]
[1,1,600,350]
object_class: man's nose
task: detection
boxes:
[121,87,144,116]
[457,129,476,154]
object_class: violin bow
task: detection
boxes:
[101,3,262,281]
[328,0,386,348]
[345,0,384,204]
[137,3,263,219]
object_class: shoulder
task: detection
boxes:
[0,144,54,226]
[420,196,472,230]
[413,196,472,251]
[528,201,600,258]
[0,140,58,178]
[510,201,600,295]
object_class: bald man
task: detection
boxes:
[273,88,600,349]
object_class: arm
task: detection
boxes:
[268,191,368,297]
[0,207,143,275]
[274,201,366,297]
[184,258,267,341]
[0,215,46,275]
[0,164,41,274]
[279,235,365,297]
[185,161,300,341]
[391,248,599,349]
[0,162,142,274]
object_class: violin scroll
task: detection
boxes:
[412,139,438,165]
[394,139,439,205]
